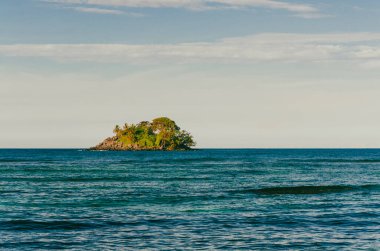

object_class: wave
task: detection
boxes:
[280,158,380,164]
[232,184,380,195]
[118,157,224,164]
[0,159,55,163]
[0,220,96,231]
[0,190,25,194]
[0,219,186,231]
[0,176,135,182]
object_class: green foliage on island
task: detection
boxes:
[91,117,196,151]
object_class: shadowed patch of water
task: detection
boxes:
[232,184,380,195]
[0,220,97,231]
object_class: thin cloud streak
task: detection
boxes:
[1,33,380,65]
[72,7,125,14]
[43,0,320,16]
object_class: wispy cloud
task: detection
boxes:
[42,0,322,17]
[72,7,124,14]
[293,13,332,19]
[2,33,380,66]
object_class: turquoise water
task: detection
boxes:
[0,149,379,250]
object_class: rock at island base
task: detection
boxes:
[89,136,166,151]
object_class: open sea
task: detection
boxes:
[0,149,379,250]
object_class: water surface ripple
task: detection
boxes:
[0,149,379,250]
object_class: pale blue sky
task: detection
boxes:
[2,0,380,44]
[1,0,380,148]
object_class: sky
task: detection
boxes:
[1,0,380,148]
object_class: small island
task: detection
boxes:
[90,117,196,151]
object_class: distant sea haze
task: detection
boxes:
[0,149,379,250]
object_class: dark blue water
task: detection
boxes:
[0,149,379,250]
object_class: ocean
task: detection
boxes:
[0,149,379,250]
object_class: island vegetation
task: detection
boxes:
[90,117,196,151]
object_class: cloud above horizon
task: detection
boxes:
[1,33,380,67]
[72,6,125,14]
[42,0,322,17]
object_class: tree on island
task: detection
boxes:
[91,117,196,151]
